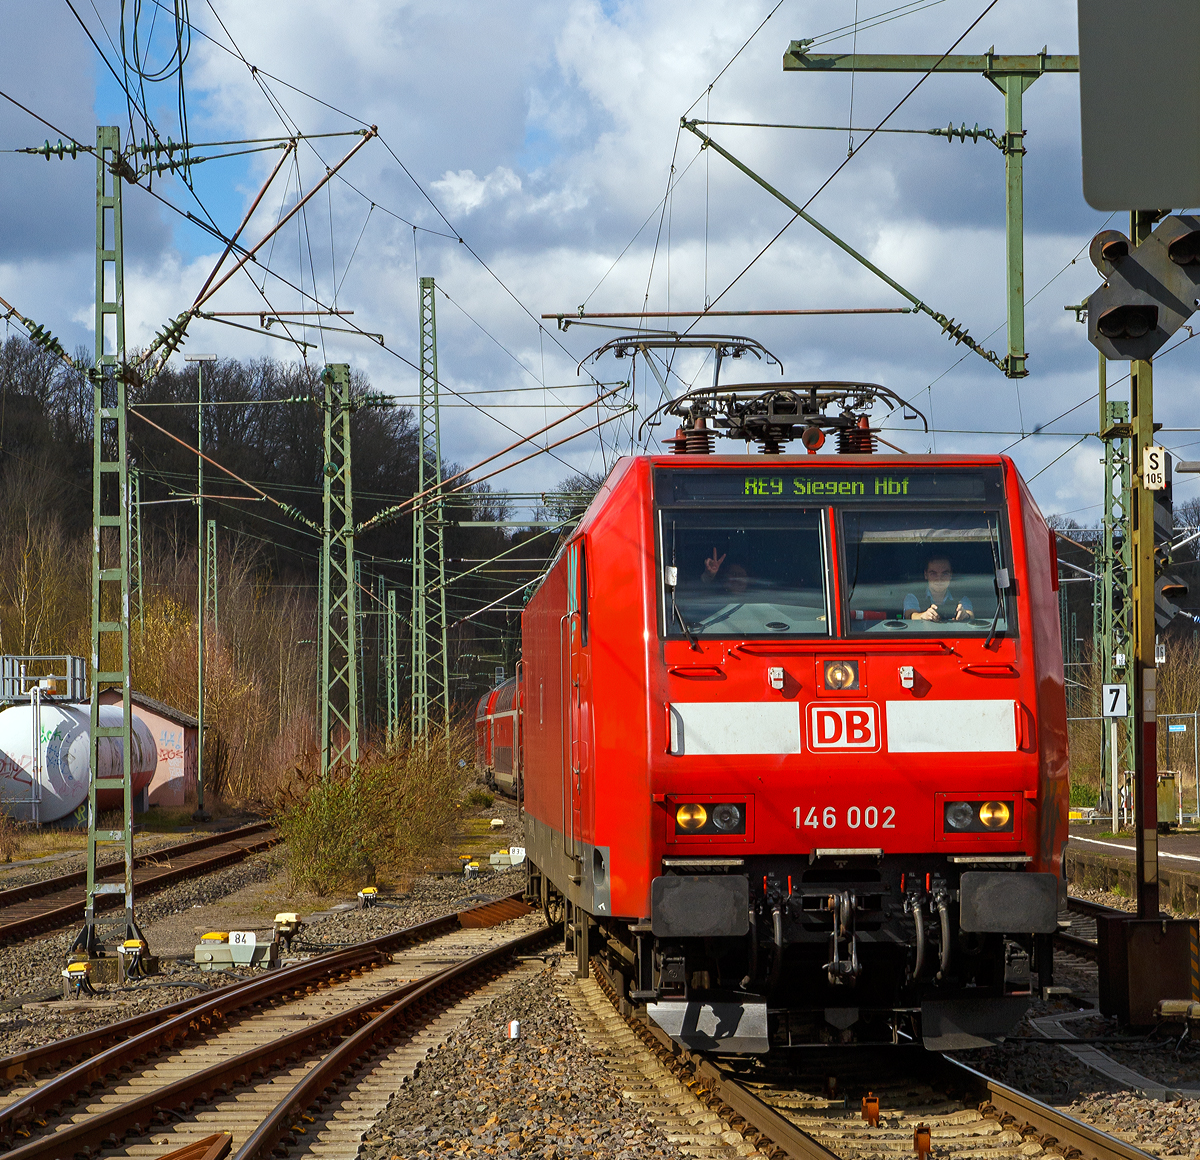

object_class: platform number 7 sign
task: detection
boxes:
[1102,684,1128,718]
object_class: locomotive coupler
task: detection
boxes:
[823,890,861,985]
[657,946,687,996]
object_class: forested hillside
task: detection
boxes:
[0,333,577,798]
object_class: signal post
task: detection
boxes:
[1128,268,1158,918]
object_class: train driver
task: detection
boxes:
[904,554,973,622]
[701,549,749,595]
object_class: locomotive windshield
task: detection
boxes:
[840,510,1015,636]
[661,509,829,638]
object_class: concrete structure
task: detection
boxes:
[1066,839,1200,916]
[97,689,198,810]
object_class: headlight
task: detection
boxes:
[942,799,1015,834]
[979,800,1012,829]
[824,660,859,690]
[712,804,742,831]
[673,801,746,835]
[945,801,975,831]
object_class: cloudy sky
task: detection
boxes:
[2,0,1198,524]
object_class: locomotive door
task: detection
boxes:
[563,541,589,868]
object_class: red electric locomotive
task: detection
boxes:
[515,343,1068,1053]
[474,677,522,799]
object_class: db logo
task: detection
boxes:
[808,704,880,751]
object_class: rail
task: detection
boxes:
[0,823,279,945]
[946,1057,1156,1160]
[0,893,531,1114]
[0,894,543,1160]
[592,958,1152,1160]
[0,822,273,908]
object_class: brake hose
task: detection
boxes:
[936,894,952,979]
[910,898,926,981]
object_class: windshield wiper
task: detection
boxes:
[673,597,701,651]
[984,517,1006,649]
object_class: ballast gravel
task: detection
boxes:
[293,864,530,951]
[361,965,686,1160]
[0,852,279,1058]
[1068,1093,1200,1157]
[0,810,530,1061]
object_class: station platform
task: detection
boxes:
[1067,825,1200,915]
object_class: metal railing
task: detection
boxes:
[0,655,87,702]
[1067,709,1200,827]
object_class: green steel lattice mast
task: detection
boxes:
[410,277,450,749]
[129,467,144,634]
[319,363,359,775]
[386,587,401,747]
[1093,355,1135,820]
[74,126,141,962]
[205,518,218,635]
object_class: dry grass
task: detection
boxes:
[0,469,321,819]
[0,815,22,863]
[126,537,319,805]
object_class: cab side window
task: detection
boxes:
[567,539,588,645]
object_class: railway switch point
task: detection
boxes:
[862,1093,880,1127]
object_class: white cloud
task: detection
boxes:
[431,167,523,215]
[6,0,1200,515]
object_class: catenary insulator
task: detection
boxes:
[837,415,876,454]
[684,419,715,454]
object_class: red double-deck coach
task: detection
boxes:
[474,677,522,799]
[519,452,1068,1051]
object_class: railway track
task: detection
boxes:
[1056,896,1144,965]
[0,893,549,1160]
[0,823,279,945]
[591,963,1154,1160]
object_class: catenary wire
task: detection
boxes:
[682,0,1003,330]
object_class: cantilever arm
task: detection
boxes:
[680,119,1005,374]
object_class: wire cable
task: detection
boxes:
[684,0,1003,328]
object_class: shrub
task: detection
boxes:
[278,728,473,895]
[466,788,494,808]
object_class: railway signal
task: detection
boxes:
[1085,216,1200,362]
[1082,211,1166,920]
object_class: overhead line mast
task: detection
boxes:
[781,44,1080,378]
[319,364,360,776]
[411,278,451,752]
[73,126,145,970]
